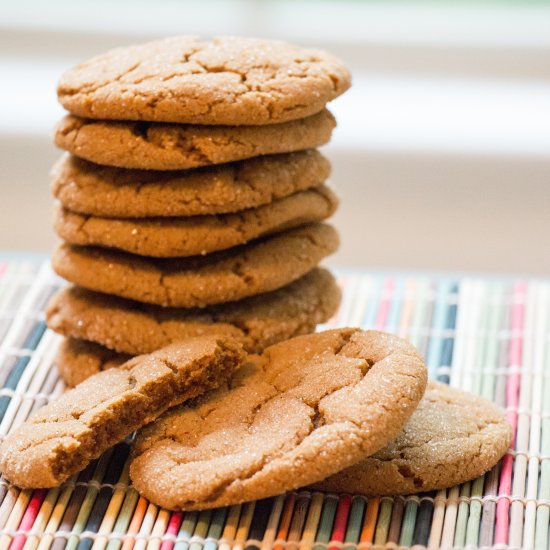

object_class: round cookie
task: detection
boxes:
[130,329,427,510]
[54,110,335,170]
[57,36,350,125]
[53,185,338,257]
[0,337,244,488]
[55,338,129,387]
[51,150,330,219]
[313,381,512,495]
[52,223,339,308]
[47,268,341,358]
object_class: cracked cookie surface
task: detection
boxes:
[130,328,427,510]
[54,110,335,170]
[47,268,341,365]
[52,223,339,307]
[0,337,244,488]
[53,185,338,257]
[51,150,330,218]
[312,381,512,495]
[57,36,350,125]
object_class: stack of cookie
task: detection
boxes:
[0,37,514,514]
[45,36,351,386]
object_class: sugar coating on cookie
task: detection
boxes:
[51,223,339,308]
[130,329,427,510]
[57,36,351,125]
[0,337,244,488]
[51,150,331,218]
[313,381,512,495]
[53,185,339,257]
[47,268,341,361]
[54,110,335,170]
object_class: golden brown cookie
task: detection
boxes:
[53,185,338,257]
[55,338,129,387]
[57,36,350,125]
[51,150,330,218]
[130,329,427,510]
[52,223,339,307]
[47,268,341,362]
[313,381,512,495]
[0,337,244,488]
[54,110,335,170]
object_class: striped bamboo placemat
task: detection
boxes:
[0,260,548,549]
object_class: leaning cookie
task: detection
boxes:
[0,337,244,488]
[312,381,512,495]
[52,223,339,308]
[51,150,330,219]
[53,185,338,257]
[130,329,427,510]
[47,268,341,359]
[57,36,350,125]
[54,110,335,170]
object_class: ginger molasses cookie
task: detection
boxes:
[55,338,129,388]
[51,150,330,218]
[0,337,244,488]
[53,185,338,257]
[47,268,341,359]
[57,36,350,125]
[54,110,335,170]
[313,381,512,495]
[52,223,339,308]
[130,329,427,510]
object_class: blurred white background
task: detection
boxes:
[1,0,550,274]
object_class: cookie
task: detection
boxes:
[53,185,338,257]
[51,150,330,219]
[57,36,350,126]
[54,110,335,171]
[55,338,129,387]
[313,381,512,495]
[47,268,341,363]
[52,223,339,307]
[130,329,427,510]
[0,337,244,488]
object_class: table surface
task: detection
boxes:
[0,259,548,550]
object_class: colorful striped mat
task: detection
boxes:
[0,259,548,550]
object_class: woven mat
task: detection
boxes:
[0,259,548,550]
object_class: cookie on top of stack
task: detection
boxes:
[46,36,351,384]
